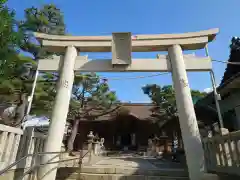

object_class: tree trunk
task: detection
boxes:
[67,86,85,156]
[67,118,80,156]
[13,93,28,127]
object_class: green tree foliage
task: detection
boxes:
[19,4,65,59]
[67,73,120,155]
[142,85,177,120]
[0,0,22,68]
[0,3,66,125]
[18,4,66,116]
[0,0,25,81]
[0,0,31,126]
[142,84,206,127]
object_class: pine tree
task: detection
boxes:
[67,73,120,155]
[142,84,206,127]
[0,3,66,125]
[0,0,22,67]
[16,4,66,117]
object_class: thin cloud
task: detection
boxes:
[204,87,213,93]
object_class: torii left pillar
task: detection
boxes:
[38,46,77,180]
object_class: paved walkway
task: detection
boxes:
[94,156,158,169]
[60,152,186,171]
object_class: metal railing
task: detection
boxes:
[202,130,240,176]
[0,150,90,180]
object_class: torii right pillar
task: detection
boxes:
[168,45,204,180]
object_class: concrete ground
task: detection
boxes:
[56,153,189,180]
[60,151,186,170]
[94,156,159,169]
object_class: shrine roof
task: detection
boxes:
[194,59,240,126]
[195,37,240,115]
[195,50,240,107]
[77,103,155,121]
[118,103,154,120]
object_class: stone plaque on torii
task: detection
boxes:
[35,28,219,180]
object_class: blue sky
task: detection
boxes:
[7,0,240,102]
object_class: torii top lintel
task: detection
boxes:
[34,28,219,53]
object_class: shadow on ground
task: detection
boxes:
[56,152,189,180]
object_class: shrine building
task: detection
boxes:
[72,103,175,151]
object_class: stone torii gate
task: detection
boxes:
[34,28,219,180]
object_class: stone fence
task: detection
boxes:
[202,130,240,176]
[0,124,46,171]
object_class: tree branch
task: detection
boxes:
[85,105,121,119]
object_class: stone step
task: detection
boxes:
[56,173,189,180]
[56,167,189,180]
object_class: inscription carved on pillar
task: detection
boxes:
[59,79,69,88]
[179,78,188,87]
